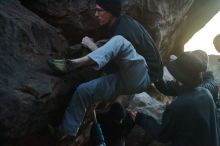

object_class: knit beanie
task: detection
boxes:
[96,0,122,17]
[167,52,206,86]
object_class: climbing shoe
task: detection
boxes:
[47,57,76,74]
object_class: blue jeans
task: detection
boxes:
[60,35,151,136]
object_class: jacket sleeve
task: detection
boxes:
[159,106,177,143]
[135,112,161,140]
[200,71,219,102]
[154,79,178,96]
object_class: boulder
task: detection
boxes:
[0,0,68,139]
[19,0,220,60]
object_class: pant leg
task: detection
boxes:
[87,35,135,70]
[60,73,122,136]
[88,35,151,93]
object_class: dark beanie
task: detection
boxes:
[108,102,125,121]
[167,52,206,86]
[96,0,122,17]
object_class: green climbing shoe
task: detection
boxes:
[47,57,76,74]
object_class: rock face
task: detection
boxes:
[19,0,220,60]
[0,0,220,145]
[20,0,99,44]
[0,0,68,139]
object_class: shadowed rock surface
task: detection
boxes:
[0,0,69,139]
[0,0,220,145]
[19,0,220,60]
